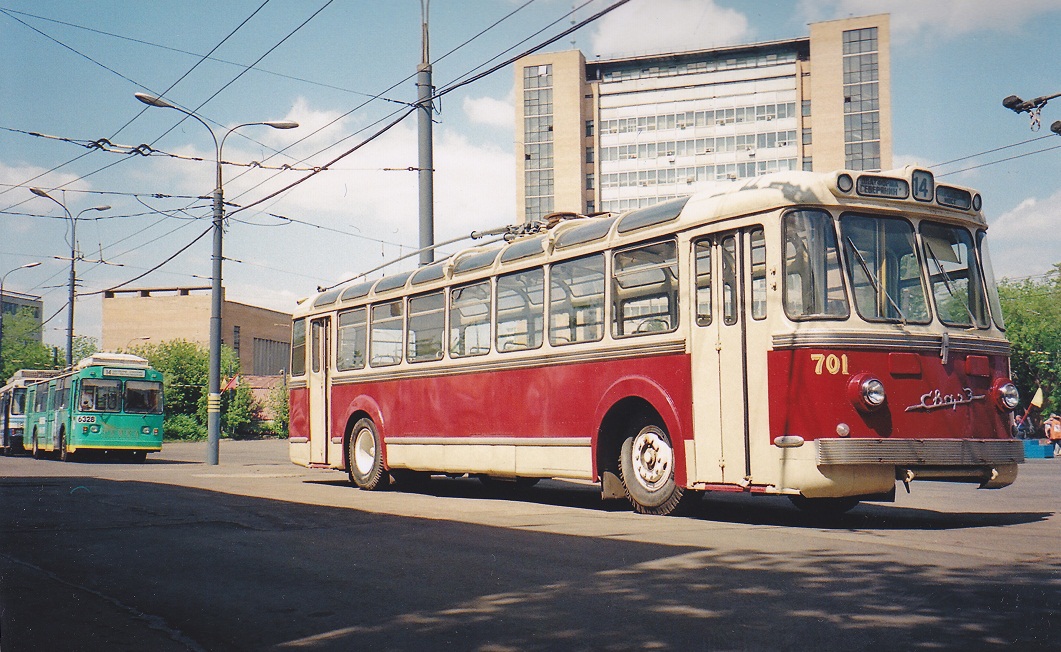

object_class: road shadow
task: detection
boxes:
[304,474,1053,530]
[1,476,1058,651]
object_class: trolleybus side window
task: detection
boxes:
[33,385,48,412]
[408,291,445,363]
[613,240,679,336]
[782,209,849,320]
[750,228,767,320]
[694,240,712,326]
[55,377,69,411]
[291,319,307,376]
[721,236,739,325]
[550,254,606,345]
[840,214,930,324]
[81,379,122,412]
[449,280,491,358]
[920,222,989,328]
[311,320,323,373]
[371,300,405,367]
[336,308,368,371]
[11,388,26,415]
[125,380,164,413]
[497,268,544,352]
[976,230,1006,331]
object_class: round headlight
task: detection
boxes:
[862,378,886,407]
[848,373,886,412]
[994,381,1020,411]
[837,173,854,193]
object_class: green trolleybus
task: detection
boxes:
[25,353,164,462]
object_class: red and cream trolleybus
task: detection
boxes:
[289,167,1023,515]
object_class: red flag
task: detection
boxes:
[222,375,240,392]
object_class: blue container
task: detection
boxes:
[1023,440,1056,459]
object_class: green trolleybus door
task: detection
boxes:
[308,317,331,465]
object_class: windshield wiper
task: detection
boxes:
[924,242,978,327]
[845,237,907,324]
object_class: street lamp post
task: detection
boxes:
[134,92,297,465]
[0,261,43,376]
[29,188,110,367]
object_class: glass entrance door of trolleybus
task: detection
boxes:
[308,317,331,465]
[691,227,768,485]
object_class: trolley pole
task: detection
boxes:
[417,0,435,266]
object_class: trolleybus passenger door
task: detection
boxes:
[308,317,331,465]
[691,228,767,485]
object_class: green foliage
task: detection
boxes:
[71,335,99,365]
[999,263,1061,415]
[0,308,55,380]
[268,382,290,437]
[134,340,208,419]
[164,413,206,441]
[133,339,275,440]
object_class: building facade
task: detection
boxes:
[515,14,890,220]
[101,287,292,376]
[1,290,44,343]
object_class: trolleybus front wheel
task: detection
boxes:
[619,421,693,516]
[348,418,389,491]
[31,429,41,460]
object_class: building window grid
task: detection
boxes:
[596,98,802,205]
[599,50,798,83]
[524,64,554,222]
[841,27,880,171]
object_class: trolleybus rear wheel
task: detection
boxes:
[348,418,389,491]
[619,420,692,516]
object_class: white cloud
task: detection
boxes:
[589,0,753,57]
[799,0,1061,43]
[987,189,1061,278]
[463,94,515,130]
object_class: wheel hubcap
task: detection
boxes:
[632,426,672,491]
[353,428,376,475]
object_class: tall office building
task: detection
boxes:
[515,14,890,220]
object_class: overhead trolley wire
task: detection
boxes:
[227,0,633,218]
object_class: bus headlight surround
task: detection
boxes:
[992,379,1020,411]
[848,373,886,412]
[837,173,854,193]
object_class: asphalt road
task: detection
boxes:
[1,439,1059,651]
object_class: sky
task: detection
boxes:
[2,0,1061,348]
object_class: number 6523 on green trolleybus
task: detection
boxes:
[24,353,164,462]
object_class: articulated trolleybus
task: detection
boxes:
[289,168,1022,515]
[24,353,164,462]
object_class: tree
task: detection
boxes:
[132,340,269,440]
[998,263,1061,419]
[0,308,55,380]
[70,335,99,365]
[268,382,289,437]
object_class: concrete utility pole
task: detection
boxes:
[134,92,297,465]
[417,0,435,266]
[29,188,109,367]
